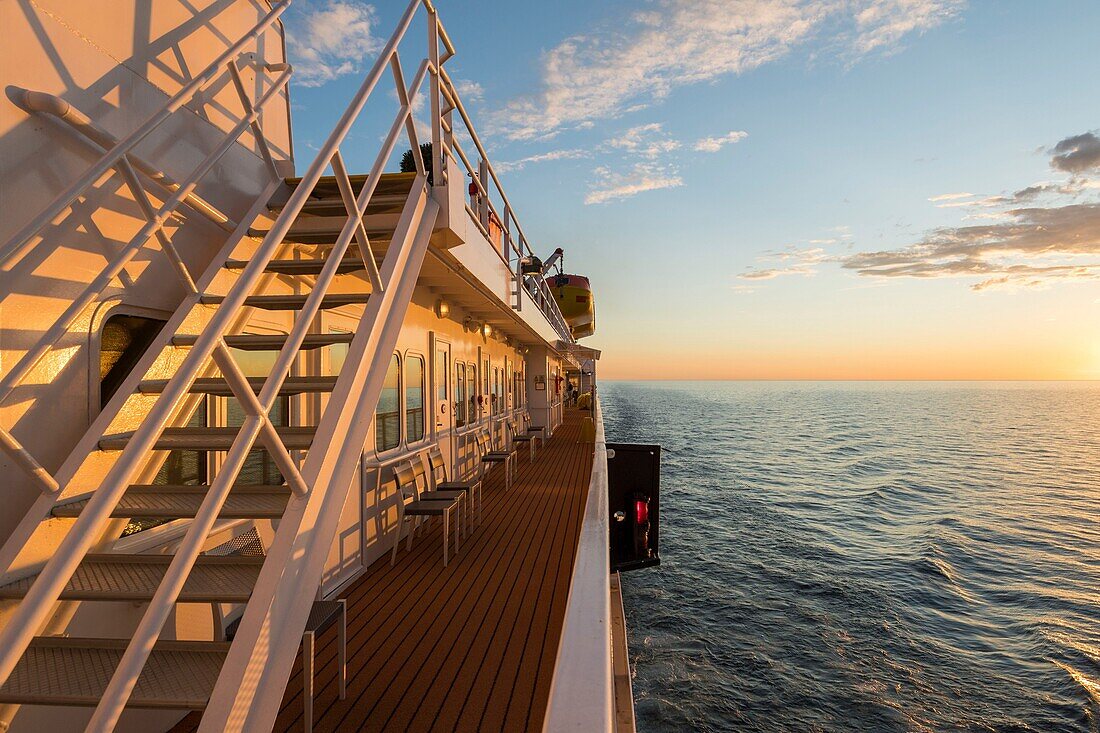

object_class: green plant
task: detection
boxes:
[400,142,433,185]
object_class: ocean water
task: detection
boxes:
[600,381,1100,733]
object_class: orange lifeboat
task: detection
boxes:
[547,274,595,339]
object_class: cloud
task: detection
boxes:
[287,2,380,87]
[453,79,485,104]
[852,0,966,54]
[493,0,965,139]
[841,132,1100,291]
[607,123,682,158]
[585,163,683,205]
[740,246,829,280]
[842,203,1100,290]
[694,130,749,153]
[496,148,588,173]
[1050,131,1100,174]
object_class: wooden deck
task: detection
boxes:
[173,408,594,732]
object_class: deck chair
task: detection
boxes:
[477,428,514,491]
[427,444,482,528]
[412,452,468,539]
[523,410,548,441]
[391,460,462,567]
[508,415,542,462]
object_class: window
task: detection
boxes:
[99,313,166,408]
[495,363,503,411]
[406,354,425,444]
[376,354,401,452]
[467,363,477,422]
[455,363,467,428]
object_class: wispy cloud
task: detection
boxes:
[493,0,965,140]
[928,192,973,202]
[694,130,749,153]
[496,148,588,173]
[852,0,966,54]
[453,79,485,104]
[585,163,683,205]
[843,131,1100,291]
[287,2,380,87]
[740,246,830,280]
[607,123,681,158]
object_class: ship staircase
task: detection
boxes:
[0,1,484,730]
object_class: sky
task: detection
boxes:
[280,1,1100,380]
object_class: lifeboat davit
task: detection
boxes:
[547,273,596,339]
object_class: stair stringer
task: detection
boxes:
[199,193,440,732]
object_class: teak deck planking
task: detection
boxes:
[172,408,595,732]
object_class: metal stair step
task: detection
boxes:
[270,193,407,216]
[0,555,264,603]
[280,170,416,199]
[52,485,291,520]
[139,375,337,396]
[171,333,353,350]
[200,293,370,310]
[222,257,369,276]
[248,213,401,244]
[98,426,316,451]
[0,637,230,709]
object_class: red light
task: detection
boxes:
[634,499,648,524]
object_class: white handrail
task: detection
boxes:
[434,69,574,342]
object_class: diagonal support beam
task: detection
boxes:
[331,150,384,292]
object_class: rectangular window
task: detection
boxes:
[482,357,490,420]
[468,363,477,422]
[435,347,448,403]
[376,354,401,452]
[492,367,501,414]
[455,363,467,428]
[406,354,425,444]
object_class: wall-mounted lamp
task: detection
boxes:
[482,322,493,339]
[434,299,450,319]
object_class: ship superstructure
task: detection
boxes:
[0,1,654,731]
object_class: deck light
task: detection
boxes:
[434,299,450,319]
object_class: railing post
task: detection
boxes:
[428,7,444,187]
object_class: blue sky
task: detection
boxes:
[281,1,1100,379]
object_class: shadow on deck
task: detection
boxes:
[173,408,595,732]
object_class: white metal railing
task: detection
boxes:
[429,67,574,342]
[0,0,294,499]
[544,397,614,732]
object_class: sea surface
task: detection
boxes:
[600,381,1100,733]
